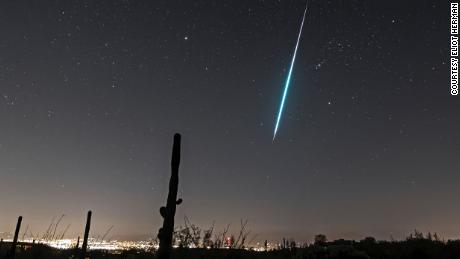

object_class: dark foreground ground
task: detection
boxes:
[2,238,460,259]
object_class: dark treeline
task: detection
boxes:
[186,235,460,259]
[2,231,460,259]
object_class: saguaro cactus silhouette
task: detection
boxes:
[80,211,92,259]
[8,216,22,259]
[76,236,80,249]
[157,133,183,259]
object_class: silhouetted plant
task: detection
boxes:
[7,216,22,259]
[433,232,441,242]
[80,210,92,259]
[51,214,65,241]
[157,133,183,259]
[234,219,250,249]
[76,236,80,248]
[42,216,56,241]
[184,216,201,248]
[202,222,215,248]
[407,229,425,240]
[214,223,230,248]
[175,225,191,248]
[314,234,327,246]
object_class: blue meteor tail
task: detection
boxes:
[273,1,309,141]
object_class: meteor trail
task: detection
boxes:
[273,1,309,141]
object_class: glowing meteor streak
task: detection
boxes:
[273,1,309,141]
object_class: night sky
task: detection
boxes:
[0,0,458,242]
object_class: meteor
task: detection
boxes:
[273,1,309,141]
